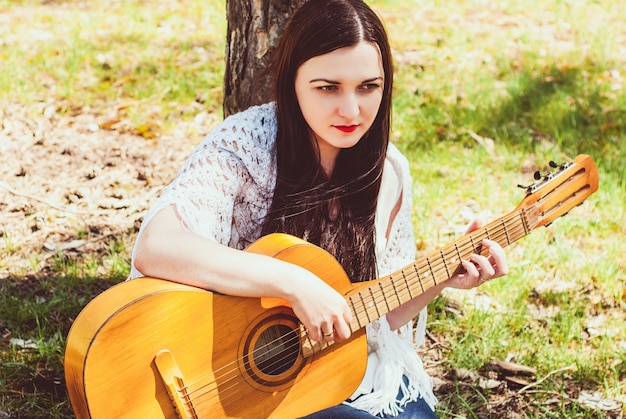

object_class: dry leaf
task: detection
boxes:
[576,390,622,412]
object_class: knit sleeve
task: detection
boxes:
[129,104,277,279]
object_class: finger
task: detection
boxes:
[465,218,484,234]
[321,329,335,341]
[483,239,508,277]
[343,306,353,324]
[470,253,496,279]
[318,320,335,341]
[461,259,480,280]
[304,326,320,342]
[307,326,323,342]
[333,320,351,342]
[303,320,329,342]
[310,329,334,342]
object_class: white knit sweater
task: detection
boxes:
[129,103,436,415]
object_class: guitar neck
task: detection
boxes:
[346,208,532,332]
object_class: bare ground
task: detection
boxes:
[0,100,213,279]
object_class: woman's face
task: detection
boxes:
[295,41,384,174]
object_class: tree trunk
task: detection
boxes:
[223,0,307,117]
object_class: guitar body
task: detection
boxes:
[65,234,367,419]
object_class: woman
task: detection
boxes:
[130,0,508,417]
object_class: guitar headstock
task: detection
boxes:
[515,154,599,230]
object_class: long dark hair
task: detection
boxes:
[261,0,394,283]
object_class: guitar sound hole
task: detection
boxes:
[253,324,299,376]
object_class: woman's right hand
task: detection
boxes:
[286,267,353,343]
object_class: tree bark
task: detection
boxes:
[223,0,306,117]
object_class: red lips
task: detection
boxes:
[334,125,358,133]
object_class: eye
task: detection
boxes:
[359,83,381,92]
[316,85,339,92]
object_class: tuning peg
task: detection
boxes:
[549,161,558,168]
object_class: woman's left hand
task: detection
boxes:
[445,219,508,289]
[386,219,509,330]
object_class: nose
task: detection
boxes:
[338,92,359,119]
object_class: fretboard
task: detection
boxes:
[346,207,536,332]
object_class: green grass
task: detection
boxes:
[1,0,625,417]
[387,0,626,180]
[0,239,130,416]
[0,0,226,131]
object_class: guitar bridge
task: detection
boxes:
[154,350,198,419]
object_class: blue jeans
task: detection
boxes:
[300,377,437,418]
[299,398,436,418]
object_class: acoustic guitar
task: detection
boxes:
[64,154,598,418]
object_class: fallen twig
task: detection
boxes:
[0,180,76,213]
[516,363,576,395]
[0,180,162,216]
[488,364,577,409]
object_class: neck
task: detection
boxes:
[313,136,338,178]
[321,159,335,178]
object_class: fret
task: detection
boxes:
[443,246,456,265]
[426,257,437,285]
[301,328,322,357]
[484,225,491,241]
[379,282,391,312]
[406,266,416,298]
[444,245,461,277]
[440,249,451,277]
[358,291,371,323]
[516,212,528,240]
[419,264,430,285]
[469,233,481,254]
[368,287,381,318]
[348,295,363,329]
[361,290,380,322]
[454,242,462,264]
[390,275,403,307]
[501,218,511,245]
[513,213,528,242]
[520,209,530,236]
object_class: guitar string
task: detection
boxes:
[177,217,525,416]
[180,331,320,416]
[182,241,527,415]
[174,212,531,414]
[181,170,596,414]
[173,210,533,413]
[326,211,531,333]
[355,214,530,321]
[356,210,530,315]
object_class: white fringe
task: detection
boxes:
[345,313,437,416]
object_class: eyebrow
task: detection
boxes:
[309,76,383,84]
